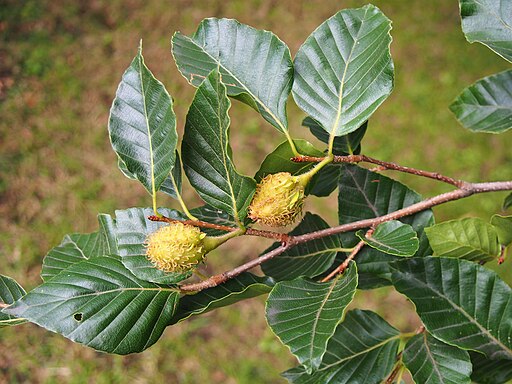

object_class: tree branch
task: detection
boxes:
[292,154,464,187]
[178,180,512,292]
[320,229,373,282]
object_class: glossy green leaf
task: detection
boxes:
[255,139,324,182]
[181,70,256,222]
[0,275,26,327]
[403,332,471,384]
[459,0,512,62]
[391,257,512,360]
[356,220,419,257]
[188,205,238,236]
[337,164,434,289]
[266,263,357,372]
[114,207,192,285]
[308,165,341,197]
[470,351,512,384]
[169,273,274,325]
[504,193,512,210]
[261,213,341,281]
[108,44,178,196]
[292,4,393,138]
[303,117,367,155]
[450,70,512,133]
[41,214,118,281]
[283,309,400,384]
[172,18,293,133]
[4,256,180,354]
[491,215,512,246]
[425,218,500,263]
[118,152,182,199]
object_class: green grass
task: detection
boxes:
[0,0,511,382]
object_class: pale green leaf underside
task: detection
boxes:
[292,4,393,138]
[172,18,293,133]
[357,220,419,257]
[4,256,180,354]
[460,0,512,62]
[41,214,118,282]
[109,45,178,195]
[181,70,256,222]
[391,257,512,360]
[169,273,274,325]
[403,332,472,384]
[113,207,192,285]
[450,70,512,133]
[491,214,512,246]
[0,274,26,327]
[283,309,400,384]
[261,212,341,281]
[266,263,357,373]
[425,218,500,262]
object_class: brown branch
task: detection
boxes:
[0,303,8,309]
[385,354,404,384]
[292,154,464,187]
[179,244,290,292]
[178,180,512,292]
[320,229,374,282]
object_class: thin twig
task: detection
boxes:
[320,229,373,282]
[0,303,8,309]
[385,353,403,384]
[292,154,464,187]
[148,215,289,242]
[178,180,512,292]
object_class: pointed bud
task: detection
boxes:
[248,172,305,227]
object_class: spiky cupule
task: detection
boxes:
[145,222,207,273]
[248,172,305,227]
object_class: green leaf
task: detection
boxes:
[0,275,26,327]
[108,43,178,196]
[491,215,512,246]
[261,213,341,281]
[459,0,512,62]
[337,164,434,289]
[470,351,512,384]
[504,193,512,210]
[450,70,512,133]
[114,207,192,285]
[188,205,238,236]
[169,273,274,325]
[4,256,180,354]
[181,69,256,223]
[255,139,324,182]
[425,218,500,263]
[159,151,182,199]
[303,117,367,155]
[266,263,357,373]
[308,165,341,197]
[292,4,393,138]
[41,214,118,281]
[403,332,472,384]
[119,151,183,199]
[283,309,400,384]
[356,221,419,257]
[172,18,293,133]
[391,257,512,360]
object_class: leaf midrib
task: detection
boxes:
[178,34,287,133]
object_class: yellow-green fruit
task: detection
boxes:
[145,222,207,273]
[248,172,305,227]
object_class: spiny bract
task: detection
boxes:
[248,172,305,227]
[145,222,206,272]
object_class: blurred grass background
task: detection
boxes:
[0,0,511,383]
